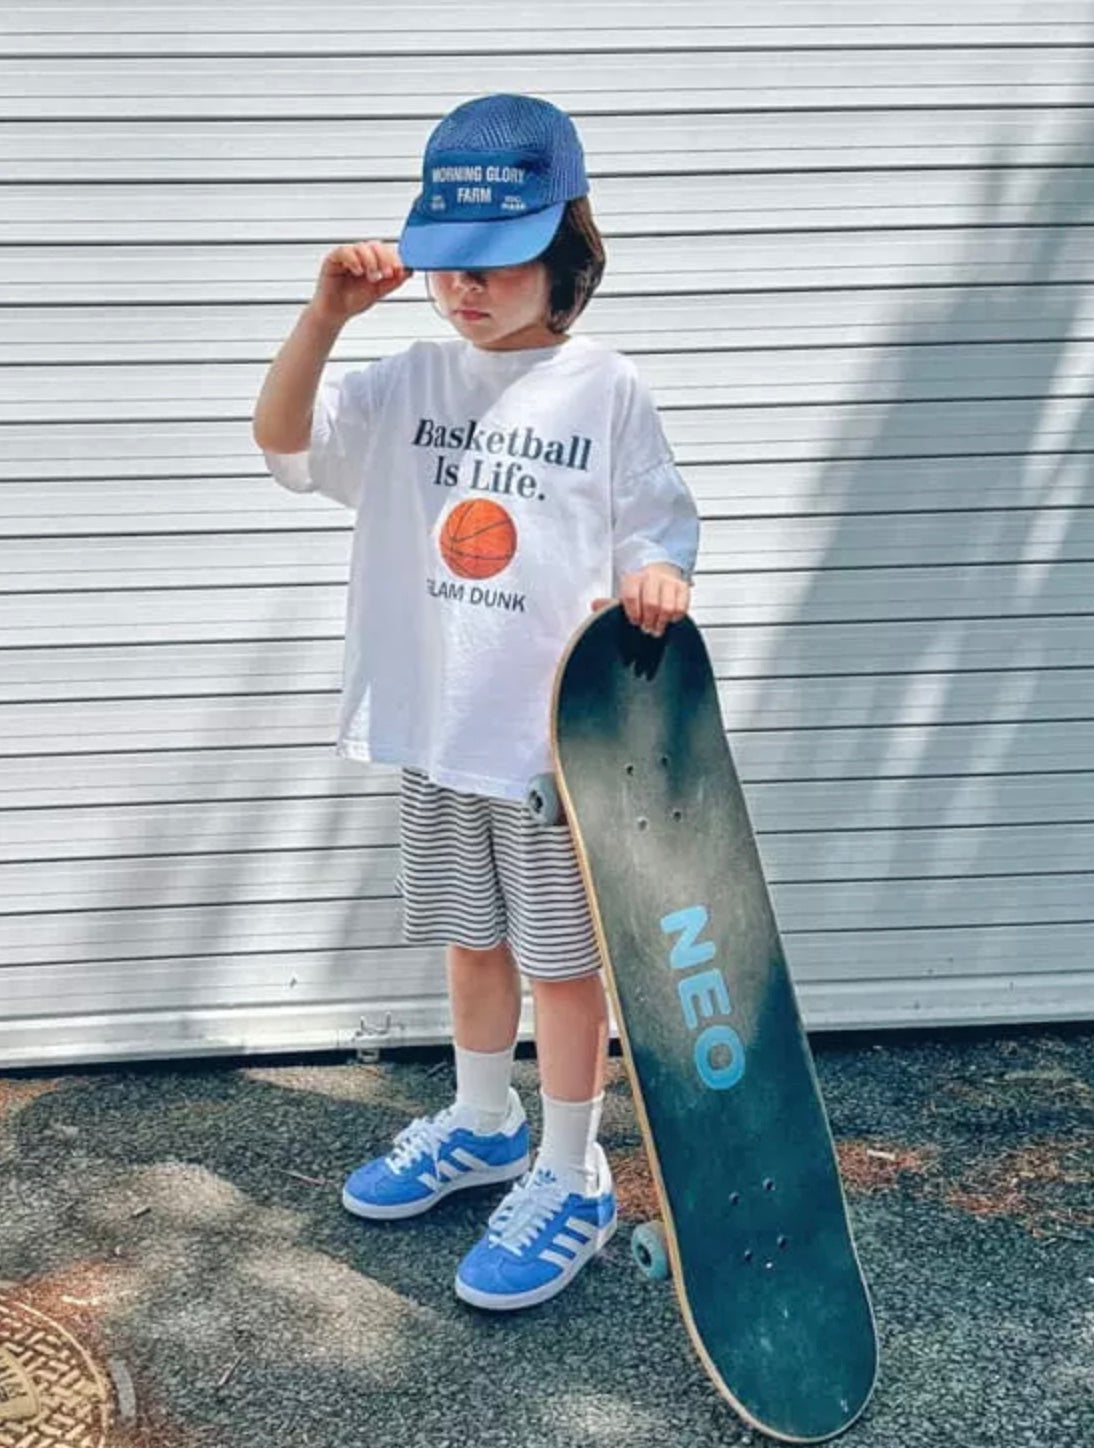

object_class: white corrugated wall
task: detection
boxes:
[2,1,1093,1065]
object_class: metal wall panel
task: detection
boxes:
[1,1,1092,1063]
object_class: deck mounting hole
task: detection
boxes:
[659,754,669,767]
[625,764,635,775]
[729,1191,740,1206]
[763,1178,775,1192]
[637,817,649,831]
[672,809,683,822]
[778,1235,789,1249]
[742,1249,753,1264]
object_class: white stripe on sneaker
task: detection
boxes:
[451,1148,489,1170]
[539,1249,573,1269]
[436,1159,462,1181]
[564,1217,597,1239]
[552,1233,587,1254]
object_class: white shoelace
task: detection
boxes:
[386,1107,461,1172]
[487,1170,568,1254]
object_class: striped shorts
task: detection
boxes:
[395,768,602,982]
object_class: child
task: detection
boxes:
[252,93,699,1311]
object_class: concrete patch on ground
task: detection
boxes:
[86,1161,301,1238]
[46,1159,464,1404]
[538,1386,723,1447]
[1,1145,469,1446]
[241,1062,428,1116]
[235,1243,455,1374]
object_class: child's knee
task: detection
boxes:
[530,969,604,998]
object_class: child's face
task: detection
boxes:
[430,261,560,350]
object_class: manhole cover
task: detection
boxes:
[0,1294,112,1447]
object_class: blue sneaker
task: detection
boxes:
[341,1089,530,1221]
[454,1145,617,1310]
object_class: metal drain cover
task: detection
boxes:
[0,1294,112,1446]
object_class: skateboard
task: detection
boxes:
[528,604,878,1444]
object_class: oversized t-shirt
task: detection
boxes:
[262,333,700,801]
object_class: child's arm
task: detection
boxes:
[252,241,413,454]
[601,369,701,637]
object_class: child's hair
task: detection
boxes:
[539,198,606,335]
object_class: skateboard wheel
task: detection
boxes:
[631,1219,671,1281]
[526,772,561,826]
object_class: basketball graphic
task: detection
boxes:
[439,499,518,580]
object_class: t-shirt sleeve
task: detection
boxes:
[260,352,402,511]
[610,367,701,585]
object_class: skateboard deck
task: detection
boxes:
[547,604,878,1443]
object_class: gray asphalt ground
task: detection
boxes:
[0,1024,1091,1448]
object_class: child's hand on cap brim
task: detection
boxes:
[312,241,414,325]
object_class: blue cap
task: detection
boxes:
[399,94,588,270]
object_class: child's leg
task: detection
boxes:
[396,768,523,1127]
[532,972,609,1194]
[341,939,528,1220]
[341,776,532,1220]
[447,940,521,1052]
[450,802,616,1308]
[454,966,616,1310]
[532,972,608,1100]
[447,941,522,1131]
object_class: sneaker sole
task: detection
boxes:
[454,1214,618,1310]
[341,1154,530,1221]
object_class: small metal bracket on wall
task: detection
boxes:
[352,1012,394,1063]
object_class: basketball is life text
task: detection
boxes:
[414,415,594,499]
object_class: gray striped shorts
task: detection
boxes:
[395,768,602,982]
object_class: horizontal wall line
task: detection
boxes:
[5,278,1094,308]
[6,867,1094,920]
[6,219,1094,248]
[9,160,1094,187]
[7,334,1094,367]
[9,915,1094,975]
[7,100,1094,123]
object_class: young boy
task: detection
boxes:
[252,93,699,1311]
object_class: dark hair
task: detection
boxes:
[538,197,606,335]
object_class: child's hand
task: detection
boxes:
[592,563,691,637]
[310,241,414,325]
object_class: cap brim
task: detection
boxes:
[398,202,565,270]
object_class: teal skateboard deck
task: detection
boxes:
[543,604,878,1443]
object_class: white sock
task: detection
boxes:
[453,1043,516,1132]
[537,1091,604,1194]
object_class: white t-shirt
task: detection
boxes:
[262,333,699,801]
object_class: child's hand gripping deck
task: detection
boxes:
[545,605,878,1443]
